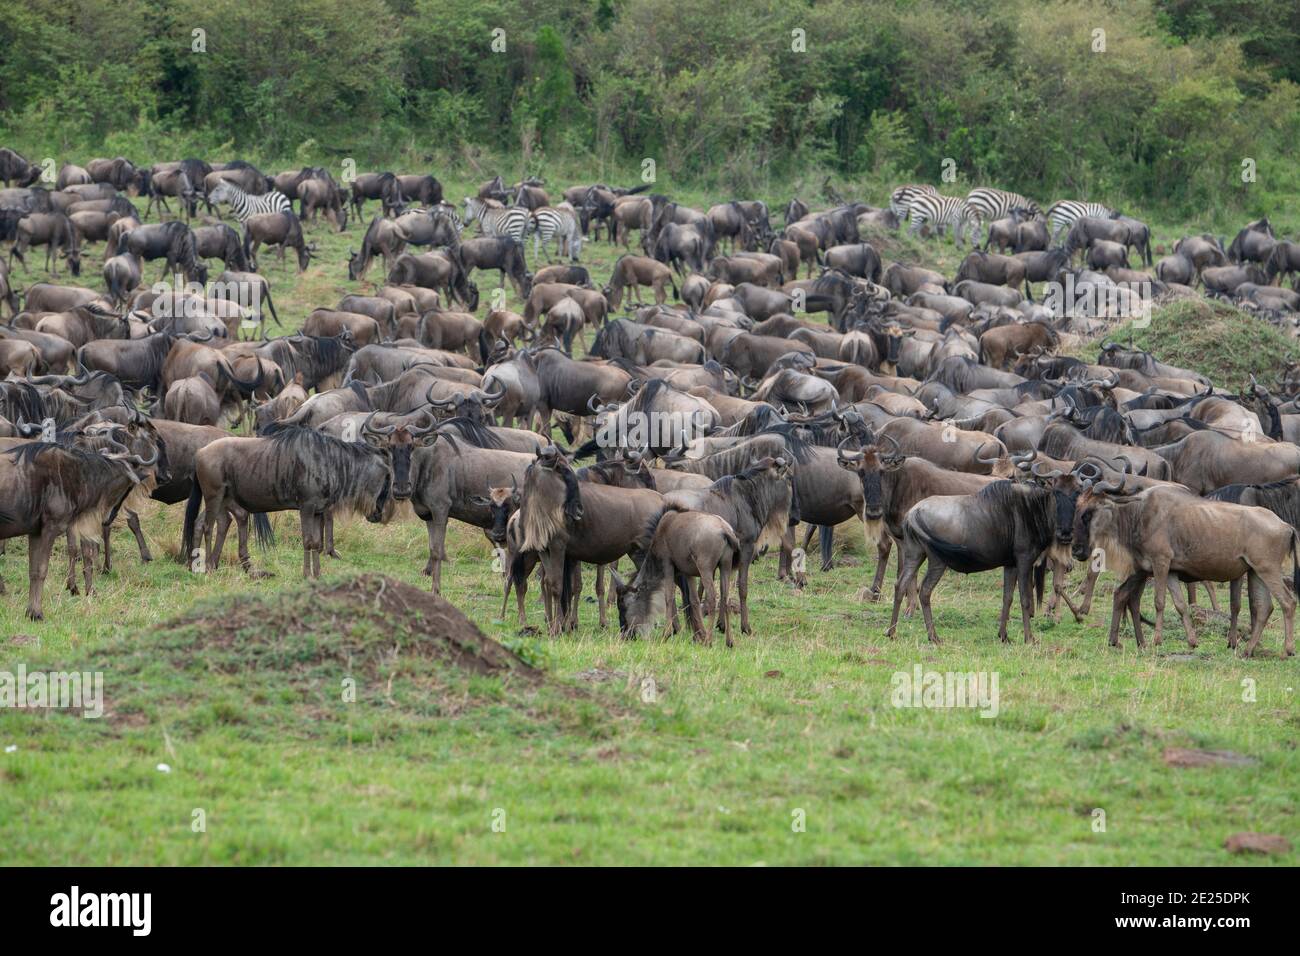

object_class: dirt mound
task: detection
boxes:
[88,574,613,733]
[165,573,541,683]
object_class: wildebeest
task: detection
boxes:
[613,509,739,646]
[9,213,82,276]
[243,212,313,272]
[0,148,41,187]
[1073,478,1296,656]
[123,221,207,284]
[887,476,1078,644]
[184,421,411,578]
[0,435,159,618]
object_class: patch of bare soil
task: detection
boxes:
[1162,747,1258,768]
[1224,832,1292,855]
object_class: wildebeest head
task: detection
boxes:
[360,411,435,501]
[519,445,582,553]
[470,477,520,545]
[1069,462,1129,563]
[836,434,894,521]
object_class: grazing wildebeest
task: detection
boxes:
[347,215,408,280]
[243,212,313,272]
[612,509,739,646]
[192,223,251,272]
[349,172,404,219]
[9,213,82,276]
[452,236,530,299]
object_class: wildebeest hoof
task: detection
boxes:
[26,609,42,621]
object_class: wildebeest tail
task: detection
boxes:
[253,513,275,550]
[478,327,493,364]
[1292,531,1299,598]
[181,481,203,561]
[559,555,577,621]
[1034,558,1046,607]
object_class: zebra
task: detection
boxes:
[907,193,978,245]
[462,196,529,244]
[890,184,939,220]
[1046,200,1116,244]
[964,187,1044,245]
[527,204,582,261]
[208,178,292,223]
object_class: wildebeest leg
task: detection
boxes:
[737,548,753,635]
[718,559,733,648]
[916,559,947,644]
[1226,577,1243,648]
[595,562,608,628]
[865,534,893,601]
[996,566,1016,642]
[1075,564,1101,616]
[124,510,152,563]
[65,530,81,595]
[1166,579,1199,648]
[1202,582,1220,612]
[683,572,708,644]
[1150,561,1171,646]
[420,510,449,592]
[27,527,59,620]
[1241,570,1272,658]
[298,509,318,579]
[234,512,252,573]
[211,510,234,570]
[324,513,340,558]
[1018,561,1037,643]
[888,533,924,637]
[79,538,96,597]
[565,560,582,632]
[1127,577,1147,648]
[819,525,833,571]
[696,560,718,645]
[1247,562,1294,657]
[537,550,566,636]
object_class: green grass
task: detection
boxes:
[1,173,1298,865]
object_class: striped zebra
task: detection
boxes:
[1046,200,1116,244]
[907,193,979,245]
[462,196,529,244]
[965,187,1043,245]
[890,184,939,220]
[528,204,582,261]
[208,178,292,222]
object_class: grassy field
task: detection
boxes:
[0,172,1297,865]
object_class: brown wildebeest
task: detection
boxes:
[243,212,313,272]
[1,148,41,187]
[303,309,382,347]
[145,167,199,220]
[162,373,222,426]
[347,215,408,280]
[611,196,653,248]
[612,509,739,646]
[603,255,677,308]
[515,446,666,635]
[102,252,142,306]
[299,178,347,231]
[979,321,1059,370]
[1073,478,1296,657]
[10,213,82,276]
[955,251,1028,295]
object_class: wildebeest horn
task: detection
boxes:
[480,384,507,405]
[1031,461,1064,479]
[836,436,864,461]
[973,441,1000,465]
[407,410,436,437]
[878,432,902,458]
[362,411,397,436]
[425,383,457,407]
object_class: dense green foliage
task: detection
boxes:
[1,0,1298,223]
